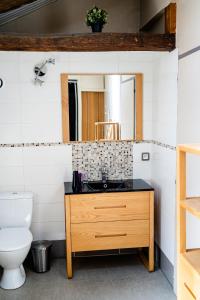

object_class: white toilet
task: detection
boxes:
[0,192,33,290]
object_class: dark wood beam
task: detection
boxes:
[0,33,175,52]
[0,0,37,14]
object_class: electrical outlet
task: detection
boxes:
[142,152,150,161]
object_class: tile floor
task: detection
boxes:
[0,255,176,300]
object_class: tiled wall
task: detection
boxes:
[0,50,177,248]
[72,141,133,181]
[151,50,178,268]
[0,51,157,144]
[0,145,72,240]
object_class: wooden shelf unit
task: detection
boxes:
[181,198,200,218]
[181,249,200,276]
[177,144,200,300]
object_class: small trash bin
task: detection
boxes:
[31,240,52,273]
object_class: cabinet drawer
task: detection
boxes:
[70,192,150,223]
[71,219,149,252]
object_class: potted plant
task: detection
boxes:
[85,6,108,32]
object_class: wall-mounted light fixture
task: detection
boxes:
[34,58,55,85]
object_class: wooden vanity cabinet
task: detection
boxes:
[65,191,154,279]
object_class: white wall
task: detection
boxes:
[0,50,178,253]
[177,0,200,54]
[140,0,171,28]
[134,51,178,275]
[0,0,140,34]
[104,75,121,125]
[68,75,104,92]
[104,74,133,139]
[177,0,200,250]
[0,51,158,241]
[152,51,178,147]
[120,75,135,139]
[152,50,178,268]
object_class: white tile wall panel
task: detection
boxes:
[31,221,65,240]
[23,145,72,166]
[0,148,23,166]
[21,124,61,143]
[0,185,25,192]
[0,50,177,247]
[25,184,64,204]
[0,124,22,144]
[23,164,72,185]
[0,166,24,186]
[32,203,65,223]
[0,84,20,102]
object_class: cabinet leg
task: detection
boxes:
[149,191,154,272]
[67,250,72,279]
[65,195,73,279]
[138,248,154,272]
[138,248,148,270]
[148,245,154,272]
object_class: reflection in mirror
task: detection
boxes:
[61,74,143,142]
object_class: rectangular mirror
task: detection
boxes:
[61,73,143,142]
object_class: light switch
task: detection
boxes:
[142,152,150,161]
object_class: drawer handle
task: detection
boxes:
[95,233,127,238]
[184,283,196,299]
[94,205,126,210]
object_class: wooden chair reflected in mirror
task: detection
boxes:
[95,122,120,141]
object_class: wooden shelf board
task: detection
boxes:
[178,144,200,155]
[181,197,200,218]
[181,249,200,276]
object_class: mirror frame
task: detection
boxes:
[60,73,143,143]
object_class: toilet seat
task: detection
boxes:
[0,228,32,252]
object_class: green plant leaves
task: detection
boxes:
[86,6,108,26]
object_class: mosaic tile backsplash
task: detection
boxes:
[72,141,133,181]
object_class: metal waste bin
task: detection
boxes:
[31,240,52,273]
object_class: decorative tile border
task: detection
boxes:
[0,140,176,151]
[134,140,176,151]
[0,142,65,148]
[151,140,176,151]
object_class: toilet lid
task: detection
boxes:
[0,228,33,252]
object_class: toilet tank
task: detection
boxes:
[0,192,33,229]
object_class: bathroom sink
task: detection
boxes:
[85,180,126,191]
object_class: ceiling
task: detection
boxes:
[0,0,37,14]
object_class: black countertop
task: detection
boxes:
[64,179,154,195]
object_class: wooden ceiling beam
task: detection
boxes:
[0,0,37,14]
[0,33,175,52]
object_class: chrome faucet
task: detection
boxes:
[100,166,108,183]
